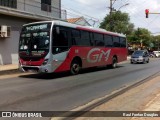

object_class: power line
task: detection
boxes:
[146,15,160,28]
[61,3,103,27]
[62,5,100,21]
[69,0,103,10]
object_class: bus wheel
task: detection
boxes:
[70,60,80,75]
[112,57,117,68]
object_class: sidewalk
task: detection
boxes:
[0,64,19,75]
[127,56,131,60]
[70,74,160,120]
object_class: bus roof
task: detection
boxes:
[23,20,126,37]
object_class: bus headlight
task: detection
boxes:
[42,59,49,65]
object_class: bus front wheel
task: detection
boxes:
[70,60,80,75]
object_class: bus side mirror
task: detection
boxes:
[56,27,60,34]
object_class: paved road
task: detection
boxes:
[0,58,160,112]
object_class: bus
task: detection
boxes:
[19,20,127,75]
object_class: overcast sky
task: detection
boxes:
[62,0,160,34]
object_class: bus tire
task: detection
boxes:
[70,60,81,75]
[112,57,118,68]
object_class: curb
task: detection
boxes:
[0,69,20,75]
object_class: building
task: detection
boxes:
[0,0,66,65]
[67,17,91,26]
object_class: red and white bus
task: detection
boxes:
[19,20,127,74]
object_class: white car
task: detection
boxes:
[153,51,160,57]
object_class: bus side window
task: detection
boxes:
[59,30,68,46]
[80,30,91,46]
[104,35,113,47]
[71,29,81,45]
[120,37,126,47]
[52,26,69,54]
[113,36,120,47]
[90,33,94,46]
[93,33,104,46]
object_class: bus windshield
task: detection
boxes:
[19,23,51,55]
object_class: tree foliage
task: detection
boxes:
[133,28,151,46]
[100,11,134,35]
[151,35,160,49]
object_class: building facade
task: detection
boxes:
[0,0,65,65]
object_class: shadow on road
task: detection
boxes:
[19,65,124,80]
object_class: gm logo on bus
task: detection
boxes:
[87,48,111,63]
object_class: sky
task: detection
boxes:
[61,0,160,35]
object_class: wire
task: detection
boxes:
[62,5,100,21]
[146,15,160,29]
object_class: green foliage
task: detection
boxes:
[100,11,134,35]
[151,35,160,50]
[132,28,151,46]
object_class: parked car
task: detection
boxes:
[153,51,160,57]
[130,50,149,64]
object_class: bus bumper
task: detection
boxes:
[19,64,53,73]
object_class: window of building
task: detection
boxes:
[0,0,17,8]
[104,35,113,47]
[41,0,51,12]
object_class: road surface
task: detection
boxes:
[0,58,160,113]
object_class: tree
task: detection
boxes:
[127,28,152,50]
[152,35,160,50]
[100,11,134,35]
[134,28,151,47]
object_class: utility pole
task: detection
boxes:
[109,0,116,31]
[110,0,113,31]
[109,0,129,31]
[110,0,113,15]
